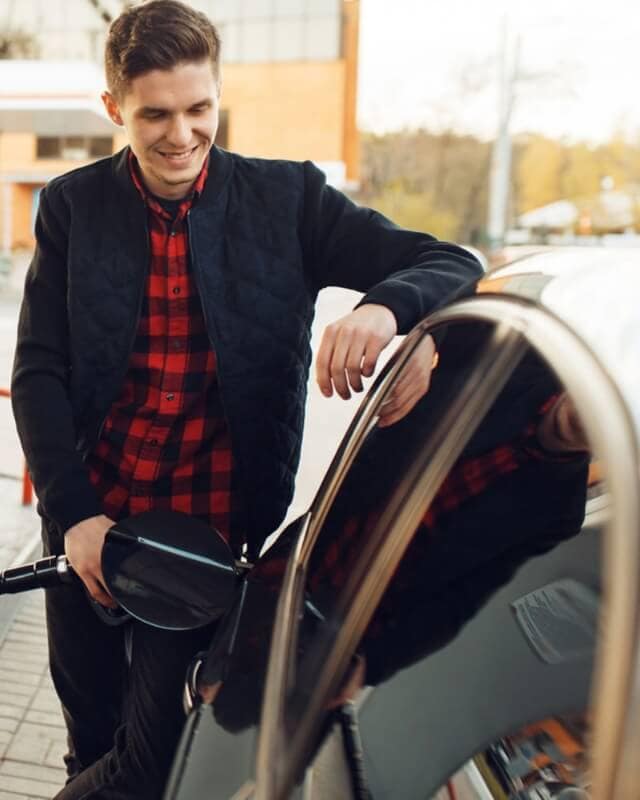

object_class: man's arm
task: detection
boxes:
[315,304,437,427]
[301,161,482,328]
[11,185,113,604]
[303,161,481,423]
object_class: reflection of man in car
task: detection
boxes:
[536,393,589,455]
[193,351,591,732]
[304,345,590,686]
[364,403,590,684]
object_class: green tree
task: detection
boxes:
[358,129,491,243]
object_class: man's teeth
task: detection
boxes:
[161,149,195,159]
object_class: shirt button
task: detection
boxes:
[172,339,182,350]
[149,438,158,446]
[166,393,174,401]
[172,287,181,295]
[170,230,177,237]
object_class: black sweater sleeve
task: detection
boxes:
[301,161,482,333]
[11,184,102,533]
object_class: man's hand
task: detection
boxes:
[378,334,436,428]
[316,303,436,428]
[316,304,397,400]
[64,514,116,607]
[536,393,589,454]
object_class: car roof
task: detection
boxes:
[478,248,640,442]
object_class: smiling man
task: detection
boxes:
[11,1,481,797]
[102,59,219,198]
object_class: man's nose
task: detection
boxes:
[166,115,192,148]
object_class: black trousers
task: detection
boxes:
[44,544,215,798]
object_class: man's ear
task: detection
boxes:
[101,91,124,126]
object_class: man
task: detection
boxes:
[11,1,481,796]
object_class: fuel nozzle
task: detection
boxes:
[0,555,74,594]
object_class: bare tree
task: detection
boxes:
[85,0,133,25]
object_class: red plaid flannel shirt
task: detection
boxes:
[87,155,235,542]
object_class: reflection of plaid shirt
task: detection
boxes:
[309,394,564,593]
[86,155,235,542]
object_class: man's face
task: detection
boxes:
[102,60,220,199]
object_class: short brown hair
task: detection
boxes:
[105,0,221,99]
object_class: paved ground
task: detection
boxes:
[0,592,67,798]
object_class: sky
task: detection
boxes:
[357,0,640,144]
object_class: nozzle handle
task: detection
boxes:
[0,555,74,594]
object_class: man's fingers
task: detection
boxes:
[378,376,428,427]
[344,330,371,395]
[316,305,398,401]
[345,353,364,395]
[330,327,357,399]
[341,330,383,397]
[378,391,421,428]
[361,332,385,380]
[378,335,437,424]
[85,576,116,608]
[315,328,337,397]
[381,368,427,412]
[322,326,373,400]
[64,514,117,606]
[379,388,417,420]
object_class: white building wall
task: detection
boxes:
[1,0,341,64]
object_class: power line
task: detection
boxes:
[85,0,114,25]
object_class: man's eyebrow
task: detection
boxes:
[136,99,213,115]
[137,106,168,115]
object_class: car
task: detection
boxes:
[158,246,640,800]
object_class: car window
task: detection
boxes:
[261,310,608,800]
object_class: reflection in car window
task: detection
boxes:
[278,322,594,799]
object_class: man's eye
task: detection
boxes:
[145,111,165,120]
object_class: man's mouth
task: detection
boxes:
[157,145,199,164]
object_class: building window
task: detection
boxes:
[89,137,113,157]
[36,136,114,160]
[36,137,60,159]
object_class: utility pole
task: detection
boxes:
[487,17,520,252]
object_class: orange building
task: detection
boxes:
[0,0,360,253]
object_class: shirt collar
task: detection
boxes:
[127,149,210,219]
